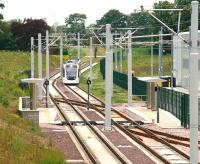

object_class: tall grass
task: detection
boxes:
[0,51,64,163]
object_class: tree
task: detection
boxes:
[151,1,175,34]
[0,0,15,50]
[96,9,127,28]
[0,0,4,20]
[11,18,50,50]
[65,13,86,34]
[0,21,17,50]
[173,0,198,32]
[127,12,152,36]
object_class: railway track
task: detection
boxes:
[55,80,191,164]
[80,58,91,70]
[68,85,195,148]
[72,85,199,148]
[50,77,130,163]
[45,60,193,163]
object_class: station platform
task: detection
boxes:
[125,102,182,129]
[39,108,61,124]
[168,86,200,96]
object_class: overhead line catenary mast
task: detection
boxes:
[38,33,42,100]
[189,1,199,164]
[45,30,50,107]
[105,24,112,131]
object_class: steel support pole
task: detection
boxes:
[31,37,34,78]
[156,85,159,123]
[46,31,49,80]
[128,30,132,107]
[105,24,112,131]
[78,33,80,60]
[87,83,90,110]
[115,47,118,70]
[190,1,199,164]
[38,33,42,100]
[120,45,123,72]
[171,35,174,89]
[89,37,93,81]
[177,11,181,34]
[158,27,163,78]
[46,31,49,107]
[60,37,63,80]
[114,31,118,70]
[151,33,154,77]
[124,41,127,64]
[111,39,113,98]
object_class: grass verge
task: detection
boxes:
[0,51,64,163]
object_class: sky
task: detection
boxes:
[2,0,174,26]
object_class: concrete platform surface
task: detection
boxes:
[126,103,182,128]
[39,108,61,124]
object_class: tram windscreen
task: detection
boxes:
[66,64,77,79]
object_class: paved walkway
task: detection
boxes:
[126,102,182,129]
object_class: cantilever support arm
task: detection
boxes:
[148,12,188,44]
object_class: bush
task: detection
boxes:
[18,82,29,90]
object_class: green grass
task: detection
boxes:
[79,47,171,104]
[68,47,88,59]
[116,47,171,76]
[0,51,64,163]
[80,64,131,104]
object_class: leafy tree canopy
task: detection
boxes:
[173,0,199,31]
[0,21,17,50]
[11,18,50,50]
[151,1,175,33]
[65,13,87,34]
[96,9,127,28]
[127,12,152,35]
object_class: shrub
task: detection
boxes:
[18,82,29,90]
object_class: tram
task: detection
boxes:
[62,60,79,84]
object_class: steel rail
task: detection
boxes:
[54,97,104,108]
[50,95,98,163]
[47,64,189,163]
[53,79,129,164]
[41,71,99,163]
[129,129,199,149]
[66,83,190,162]
[64,84,171,163]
